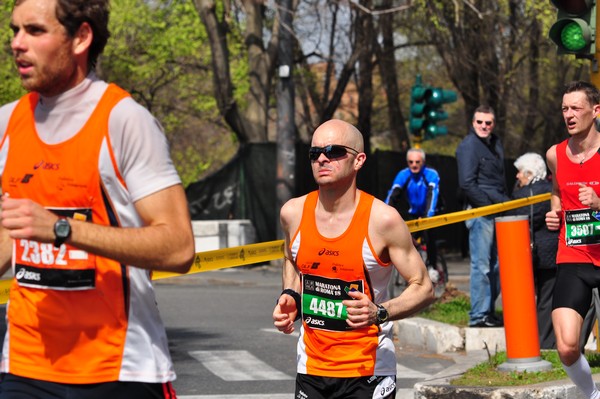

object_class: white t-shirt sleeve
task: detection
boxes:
[108,97,181,203]
[0,101,19,175]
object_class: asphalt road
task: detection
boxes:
[0,253,472,398]
[155,261,470,398]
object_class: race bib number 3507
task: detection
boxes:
[301,274,364,332]
[565,209,600,246]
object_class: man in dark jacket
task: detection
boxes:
[456,105,510,328]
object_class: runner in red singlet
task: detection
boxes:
[546,81,600,399]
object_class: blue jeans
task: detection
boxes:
[465,215,500,325]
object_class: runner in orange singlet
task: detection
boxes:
[272,119,435,399]
[0,1,195,398]
[546,81,600,399]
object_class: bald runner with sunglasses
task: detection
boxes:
[272,119,435,399]
[456,105,511,328]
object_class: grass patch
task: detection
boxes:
[452,350,600,386]
[418,286,471,327]
[416,285,600,386]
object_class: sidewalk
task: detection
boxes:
[401,253,595,399]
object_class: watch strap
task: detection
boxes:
[280,288,301,321]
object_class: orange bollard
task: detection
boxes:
[495,215,551,372]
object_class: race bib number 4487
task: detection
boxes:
[301,274,364,332]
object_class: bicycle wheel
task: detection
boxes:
[436,253,448,284]
[428,254,447,298]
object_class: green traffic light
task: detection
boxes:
[561,21,586,50]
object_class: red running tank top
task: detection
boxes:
[555,139,600,266]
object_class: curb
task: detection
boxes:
[395,319,595,398]
[395,317,506,354]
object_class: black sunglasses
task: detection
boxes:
[475,120,493,126]
[308,144,359,161]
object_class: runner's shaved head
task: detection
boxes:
[312,119,364,152]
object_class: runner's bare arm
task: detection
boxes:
[343,200,434,328]
[0,185,195,273]
[373,200,435,321]
[0,224,11,277]
[545,145,562,231]
[273,196,304,334]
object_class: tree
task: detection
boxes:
[193,0,279,144]
[399,0,587,158]
[375,0,410,151]
[0,2,25,106]
[100,0,238,186]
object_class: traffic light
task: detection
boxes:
[422,87,458,139]
[549,0,596,58]
[409,75,428,137]
[408,75,457,141]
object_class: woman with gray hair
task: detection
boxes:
[507,152,558,349]
[514,152,548,185]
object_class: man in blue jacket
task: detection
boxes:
[456,105,510,328]
[386,148,441,270]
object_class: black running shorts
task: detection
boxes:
[0,373,178,399]
[295,373,396,399]
[553,262,600,319]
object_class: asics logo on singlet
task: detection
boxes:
[33,160,59,171]
[304,317,325,326]
[16,268,41,281]
[318,248,339,256]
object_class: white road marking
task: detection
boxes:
[180,390,414,399]
[188,350,294,381]
[396,363,431,379]
[180,395,292,399]
[261,328,299,337]
[394,388,416,398]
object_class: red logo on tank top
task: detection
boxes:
[318,248,339,256]
[33,160,59,170]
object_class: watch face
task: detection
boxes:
[55,220,70,238]
[377,305,388,322]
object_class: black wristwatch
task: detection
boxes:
[53,218,71,248]
[375,304,389,325]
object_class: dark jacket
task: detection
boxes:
[456,128,510,208]
[506,179,558,270]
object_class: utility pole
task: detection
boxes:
[276,0,295,239]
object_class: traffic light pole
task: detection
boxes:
[592,7,600,87]
[591,8,600,353]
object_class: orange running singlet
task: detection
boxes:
[0,85,175,384]
[290,190,396,377]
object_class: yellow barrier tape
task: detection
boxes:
[0,280,9,305]
[0,193,551,305]
[406,192,551,232]
[152,240,285,280]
